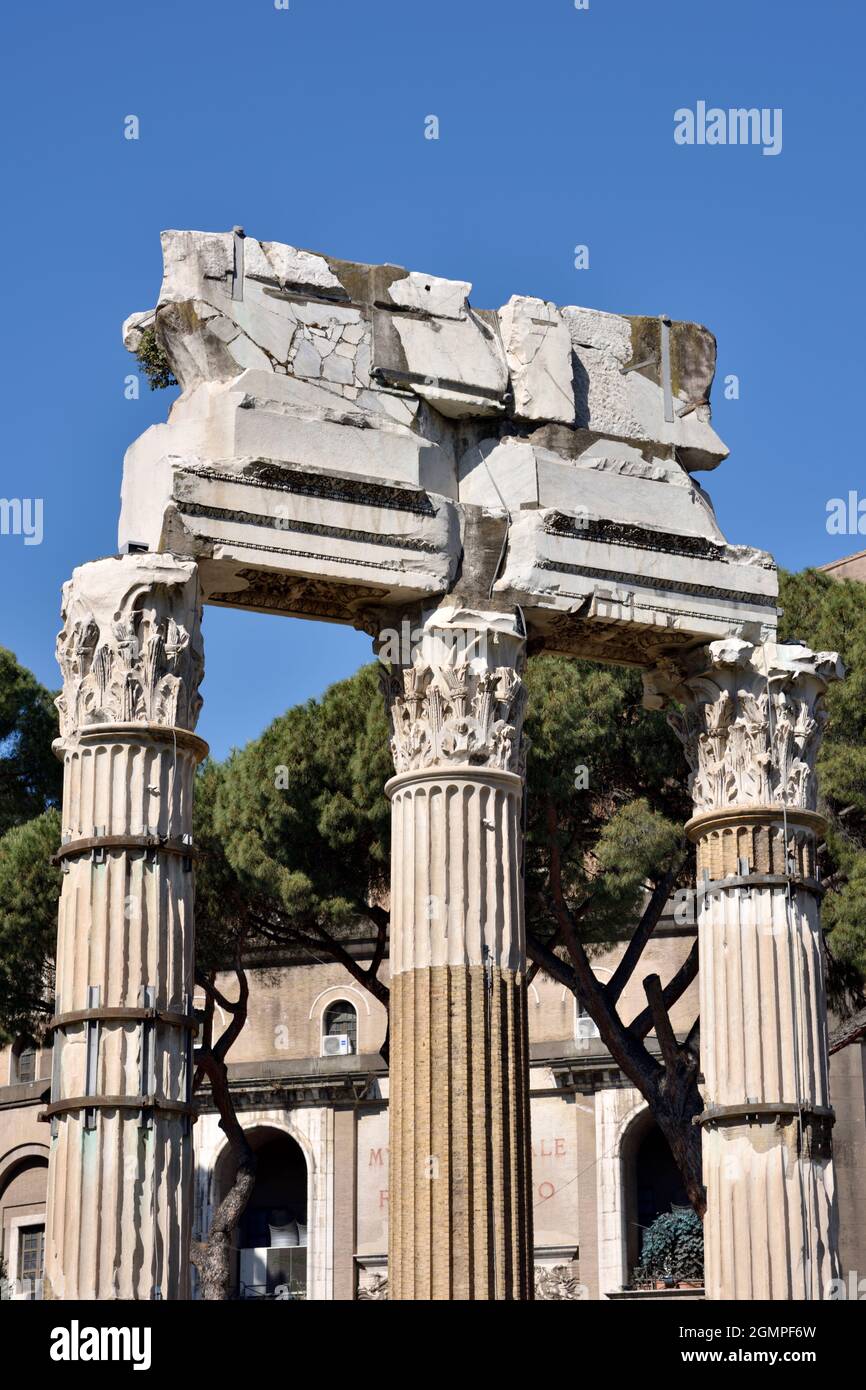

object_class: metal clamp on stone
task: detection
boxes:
[697,870,825,900]
[694,1101,836,1127]
[46,1005,199,1034]
[40,1095,197,1122]
[53,831,196,871]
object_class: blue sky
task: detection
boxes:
[1,0,863,758]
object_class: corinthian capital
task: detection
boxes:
[56,554,204,741]
[378,605,528,776]
[643,638,843,814]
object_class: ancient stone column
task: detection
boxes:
[645,638,843,1300]
[379,606,534,1299]
[43,554,206,1300]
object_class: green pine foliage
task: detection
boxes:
[208,664,393,944]
[0,810,60,1040]
[0,647,61,837]
[0,649,62,1040]
[777,570,866,988]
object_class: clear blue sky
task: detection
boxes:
[1,0,863,758]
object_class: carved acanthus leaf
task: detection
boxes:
[643,639,842,814]
[383,659,528,775]
[534,1264,587,1300]
[56,555,204,739]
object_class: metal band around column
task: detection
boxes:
[46,1006,198,1033]
[53,833,197,869]
[41,1096,197,1120]
[694,1102,836,1127]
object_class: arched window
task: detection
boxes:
[0,1153,49,1300]
[12,1038,38,1085]
[322,1000,357,1055]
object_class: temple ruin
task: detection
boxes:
[42,229,839,1299]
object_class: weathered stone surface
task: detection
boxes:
[120,229,769,664]
[562,306,725,471]
[387,269,471,320]
[497,296,575,425]
[56,553,204,739]
[45,554,206,1302]
[381,310,509,419]
[647,640,842,1301]
[643,638,845,812]
[381,606,533,1298]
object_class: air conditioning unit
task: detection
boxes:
[576,1014,600,1042]
[322,1034,351,1056]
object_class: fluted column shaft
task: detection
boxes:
[381,607,533,1299]
[646,638,843,1301]
[44,554,206,1300]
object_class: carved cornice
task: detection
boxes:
[184,462,437,517]
[538,557,776,610]
[380,607,528,776]
[56,555,204,740]
[208,568,388,623]
[643,638,843,814]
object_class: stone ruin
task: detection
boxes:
[41,229,838,1301]
[119,228,775,659]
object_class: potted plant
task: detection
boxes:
[633,1208,703,1289]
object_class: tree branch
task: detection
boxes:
[627,939,699,1041]
[605,863,683,1006]
[643,972,680,1072]
[367,905,389,984]
[544,798,661,1094]
[525,930,577,992]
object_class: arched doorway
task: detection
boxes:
[0,1149,49,1300]
[620,1112,689,1282]
[213,1127,308,1300]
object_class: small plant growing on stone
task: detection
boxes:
[134,326,177,390]
[634,1208,703,1286]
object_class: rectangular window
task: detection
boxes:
[17,1225,44,1295]
[17,1047,36,1084]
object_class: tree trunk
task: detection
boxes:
[526,923,707,1218]
[650,1060,706,1219]
[191,966,256,1299]
[192,1142,257,1300]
